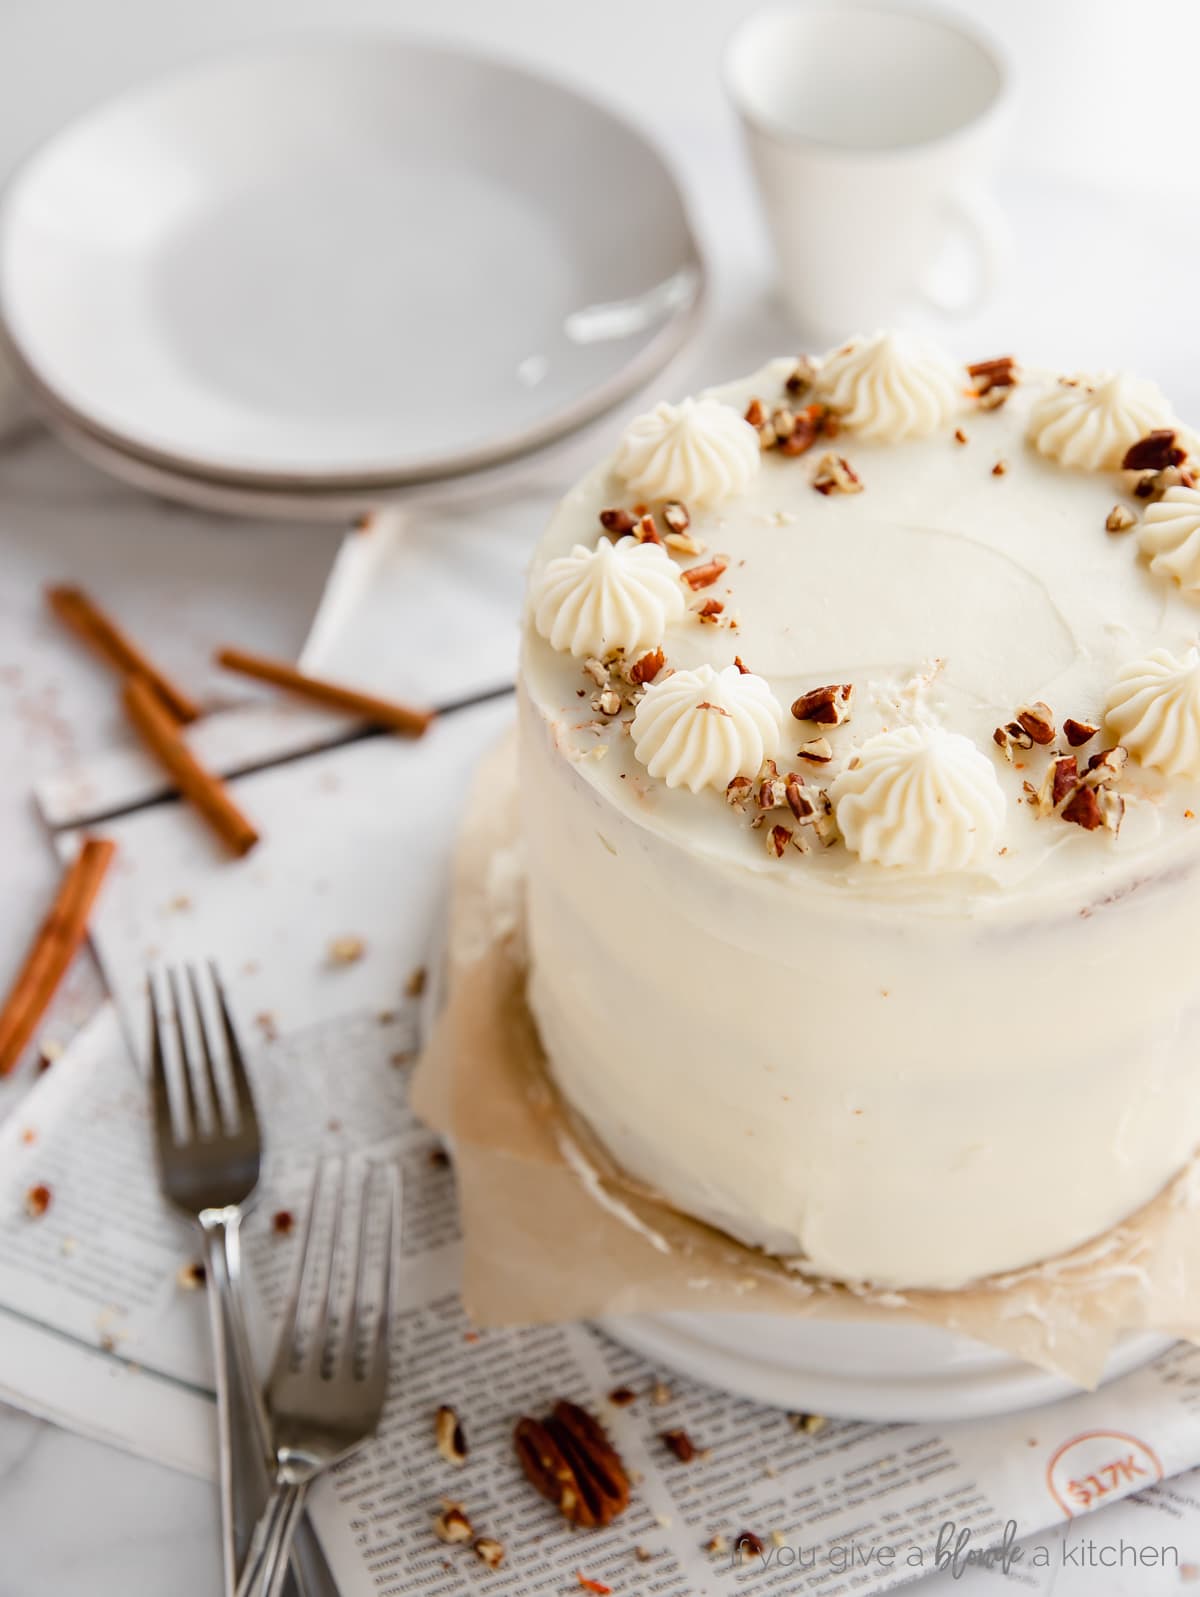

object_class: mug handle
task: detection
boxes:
[917,189,1009,319]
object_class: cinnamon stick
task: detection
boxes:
[122,676,259,857]
[0,837,117,1075]
[215,646,434,737]
[47,585,201,724]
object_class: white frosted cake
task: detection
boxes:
[517,331,1200,1290]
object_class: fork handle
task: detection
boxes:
[236,1480,309,1597]
[200,1216,241,1597]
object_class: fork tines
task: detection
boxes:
[148,961,260,1149]
[276,1159,399,1390]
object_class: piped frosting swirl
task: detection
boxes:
[813,331,962,442]
[614,398,760,505]
[1138,486,1200,595]
[831,725,1006,871]
[631,663,783,793]
[531,537,685,659]
[1028,373,1174,470]
[1105,647,1200,779]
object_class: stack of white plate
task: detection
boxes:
[0,35,704,518]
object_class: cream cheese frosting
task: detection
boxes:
[631,663,783,793]
[518,336,1200,1291]
[1138,485,1200,594]
[830,725,1006,872]
[1027,372,1175,470]
[1106,647,1200,780]
[813,329,963,441]
[530,536,685,659]
[614,397,760,505]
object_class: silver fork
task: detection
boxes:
[237,1158,398,1597]
[150,963,263,1597]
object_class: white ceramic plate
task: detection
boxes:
[604,1312,1171,1422]
[0,35,703,486]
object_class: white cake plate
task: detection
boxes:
[603,1311,1171,1422]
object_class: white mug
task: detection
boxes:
[725,1,1010,337]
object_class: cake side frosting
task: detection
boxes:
[517,334,1200,1289]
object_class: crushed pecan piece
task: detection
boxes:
[788,1411,828,1434]
[607,1385,637,1407]
[1050,755,1079,809]
[968,355,1018,395]
[328,935,366,965]
[791,683,853,725]
[1062,785,1103,830]
[694,599,724,621]
[1083,745,1128,786]
[993,721,1033,762]
[771,405,796,440]
[779,405,823,456]
[757,759,787,810]
[513,1401,631,1529]
[1106,504,1136,534]
[662,501,690,535]
[704,1534,729,1556]
[682,557,728,591]
[1100,789,1126,834]
[1122,429,1186,472]
[812,451,862,494]
[436,1405,469,1467]
[177,1260,206,1290]
[473,1538,505,1570]
[733,655,750,674]
[634,513,661,545]
[664,530,704,555]
[1016,702,1055,746]
[765,824,793,859]
[661,1428,698,1463]
[629,648,664,685]
[650,1379,673,1405]
[433,1502,474,1544]
[272,1209,295,1235]
[1063,718,1098,748]
[991,458,1008,477]
[24,1183,51,1219]
[954,428,969,445]
[576,1577,611,1596]
[599,508,637,537]
[785,775,814,822]
[785,356,818,395]
[744,397,766,429]
[726,775,754,811]
[583,657,609,688]
[796,736,833,764]
[735,1532,766,1563]
[592,689,622,717]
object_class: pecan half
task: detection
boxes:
[1016,702,1055,746]
[1122,430,1187,472]
[1063,718,1098,748]
[513,1401,630,1528]
[791,684,854,725]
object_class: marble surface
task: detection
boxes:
[4,3,1200,1592]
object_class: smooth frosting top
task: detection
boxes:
[521,339,1200,915]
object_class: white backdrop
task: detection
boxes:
[0,0,1195,195]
